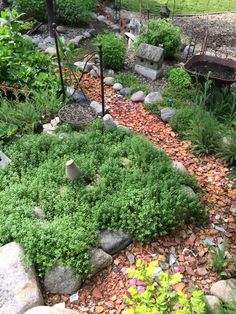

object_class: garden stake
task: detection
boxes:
[46,0,54,39]
[53,23,65,100]
[99,44,105,117]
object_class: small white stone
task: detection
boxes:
[113,83,123,91]
[104,77,114,86]
[45,47,57,56]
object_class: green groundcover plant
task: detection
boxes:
[0,121,204,276]
[122,259,207,314]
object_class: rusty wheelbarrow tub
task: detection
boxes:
[184,54,236,86]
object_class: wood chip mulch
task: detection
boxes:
[46,74,236,314]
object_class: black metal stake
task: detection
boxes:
[46,0,54,39]
[53,23,65,100]
[99,44,105,117]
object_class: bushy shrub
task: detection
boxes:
[168,67,192,90]
[170,105,197,137]
[97,32,126,70]
[0,11,52,88]
[123,259,207,314]
[216,130,236,165]
[0,121,204,275]
[135,19,181,58]
[14,0,97,25]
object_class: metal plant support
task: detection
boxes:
[46,0,54,38]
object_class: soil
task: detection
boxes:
[189,61,236,81]
[59,103,97,126]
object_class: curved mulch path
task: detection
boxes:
[47,75,236,313]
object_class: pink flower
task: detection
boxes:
[129,279,137,286]
[173,266,180,273]
[137,285,145,293]
[121,267,127,274]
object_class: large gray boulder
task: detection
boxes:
[0,242,43,314]
[43,264,81,294]
[90,101,103,114]
[144,92,163,104]
[160,108,176,122]
[90,249,113,276]
[24,307,77,314]
[210,279,236,303]
[98,230,132,255]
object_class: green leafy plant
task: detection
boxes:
[170,106,197,137]
[114,73,150,94]
[96,32,126,70]
[209,238,236,275]
[14,0,97,25]
[123,259,207,314]
[216,301,236,314]
[135,19,181,58]
[168,67,192,90]
[216,130,236,165]
[0,121,204,275]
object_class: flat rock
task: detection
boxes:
[24,307,77,314]
[181,185,196,198]
[68,36,83,47]
[104,77,114,86]
[43,264,81,294]
[33,206,46,219]
[74,61,93,73]
[90,101,103,114]
[160,108,176,122]
[90,249,113,276]
[144,92,163,104]
[120,87,133,97]
[0,242,43,314]
[113,83,123,91]
[210,279,236,303]
[90,66,100,78]
[0,150,11,169]
[98,230,132,255]
[205,295,221,311]
[97,15,107,22]
[103,114,117,129]
[131,91,145,102]
[45,47,57,56]
[172,161,188,174]
[56,26,67,34]
[135,64,163,80]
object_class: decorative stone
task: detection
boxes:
[37,42,47,51]
[181,186,196,198]
[74,61,93,73]
[98,230,132,255]
[103,114,117,129]
[135,43,164,80]
[113,83,123,91]
[90,101,103,114]
[0,242,43,314]
[205,295,221,311]
[33,206,46,219]
[120,87,133,97]
[72,91,90,105]
[0,150,11,169]
[66,86,75,96]
[83,31,91,39]
[24,306,77,314]
[131,91,145,102]
[51,117,60,128]
[56,25,67,34]
[68,36,83,47]
[230,205,236,214]
[144,92,163,104]
[31,37,41,46]
[104,77,114,86]
[160,108,176,122]
[44,264,81,294]
[45,47,57,56]
[129,18,141,36]
[110,24,120,33]
[90,66,100,78]
[210,279,236,303]
[43,123,57,134]
[90,249,113,276]
[107,69,115,76]
[97,15,107,22]
[172,161,188,174]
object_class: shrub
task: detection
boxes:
[0,11,52,89]
[135,19,181,58]
[123,259,207,314]
[0,121,204,275]
[96,32,126,70]
[114,73,150,94]
[216,130,236,165]
[14,0,97,25]
[168,67,192,90]
[170,106,197,137]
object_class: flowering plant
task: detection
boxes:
[122,259,206,314]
